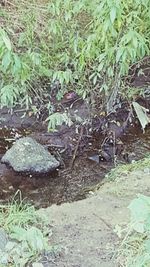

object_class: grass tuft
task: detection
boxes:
[106,155,150,181]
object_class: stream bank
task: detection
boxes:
[37,162,150,267]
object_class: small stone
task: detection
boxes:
[8,186,14,190]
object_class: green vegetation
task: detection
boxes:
[106,154,150,180]
[0,194,54,266]
[111,156,150,266]
[0,1,150,264]
[0,0,150,116]
[117,194,150,267]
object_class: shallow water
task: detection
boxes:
[0,126,149,208]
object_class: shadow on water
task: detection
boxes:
[0,126,150,208]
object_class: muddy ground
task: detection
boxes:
[37,166,150,267]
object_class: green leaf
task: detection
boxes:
[10,226,27,241]
[26,227,46,252]
[10,226,48,252]
[110,6,116,23]
[144,239,150,253]
[30,52,41,65]
[0,84,20,107]
[13,54,21,70]
[46,112,73,131]
[128,195,150,233]
[93,74,97,85]
[2,51,11,71]
[98,62,104,72]
[116,48,124,63]
[132,36,138,48]
[2,33,11,51]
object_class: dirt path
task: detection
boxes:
[37,168,150,267]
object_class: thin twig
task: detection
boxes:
[69,126,84,169]
[93,213,113,230]
[3,0,16,7]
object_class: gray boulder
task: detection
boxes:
[1,137,60,174]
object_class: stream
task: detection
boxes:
[0,123,149,208]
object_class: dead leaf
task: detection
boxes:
[132,101,150,132]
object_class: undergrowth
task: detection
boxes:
[0,0,150,118]
[117,194,150,267]
[0,191,53,266]
[106,154,150,180]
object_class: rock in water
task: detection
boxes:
[1,137,60,174]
